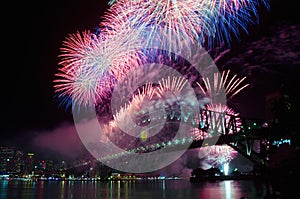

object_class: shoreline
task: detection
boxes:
[190,174,266,182]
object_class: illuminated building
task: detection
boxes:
[24,152,35,175]
[0,146,15,174]
[46,160,54,172]
[13,150,24,174]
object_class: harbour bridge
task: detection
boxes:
[67,108,272,174]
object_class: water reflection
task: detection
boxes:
[37,181,44,199]
[1,180,8,199]
[162,180,165,199]
[0,179,270,199]
[60,180,65,199]
[224,181,232,199]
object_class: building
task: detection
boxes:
[0,146,15,174]
[24,153,35,175]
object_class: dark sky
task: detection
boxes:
[1,0,299,161]
[2,1,109,139]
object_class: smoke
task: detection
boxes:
[155,149,200,178]
[31,117,203,177]
[32,121,87,161]
[219,22,300,86]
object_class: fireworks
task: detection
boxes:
[191,70,249,168]
[53,0,269,172]
[110,75,199,151]
[194,105,240,169]
[105,0,269,50]
[53,0,267,109]
[197,69,249,100]
[54,30,145,108]
[113,83,156,125]
[191,69,248,139]
[103,0,199,55]
[198,144,238,168]
[156,76,188,98]
[113,76,195,129]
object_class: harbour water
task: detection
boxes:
[1,179,275,199]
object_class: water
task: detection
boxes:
[0,179,274,199]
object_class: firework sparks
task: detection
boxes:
[113,83,156,124]
[54,0,267,108]
[105,0,269,50]
[156,76,188,98]
[192,70,248,168]
[110,74,200,152]
[193,104,241,169]
[197,69,249,100]
[193,75,245,169]
[113,76,194,128]
[198,144,238,168]
[103,0,199,54]
[53,30,145,108]
[52,0,270,173]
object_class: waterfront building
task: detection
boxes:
[24,152,35,175]
[0,146,15,174]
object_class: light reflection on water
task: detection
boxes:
[225,180,232,199]
[0,179,268,199]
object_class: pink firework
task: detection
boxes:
[113,83,156,124]
[114,75,196,123]
[113,76,190,124]
[54,66,113,108]
[155,76,200,123]
[191,70,247,139]
[54,30,145,108]
[192,70,248,168]
[195,104,240,168]
[198,144,238,168]
[155,76,188,98]
[197,69,249,100]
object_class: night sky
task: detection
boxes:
[2,1,109,139]
[1,0,299,162]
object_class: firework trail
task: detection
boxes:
[197,69,249,101]
[113,83,156,128]
[105,0,269,51]
[54,30,145,108]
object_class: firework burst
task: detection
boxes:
[113,83,156,125]
[113,75,194,128]
[193,104,241,168]
[53,30,145,108]
[198,144,238,168]
[156,76,188,98]
[197,69,249,100]
[192,70,248,168]
[110,75,199,151]
[105,0,269,50]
